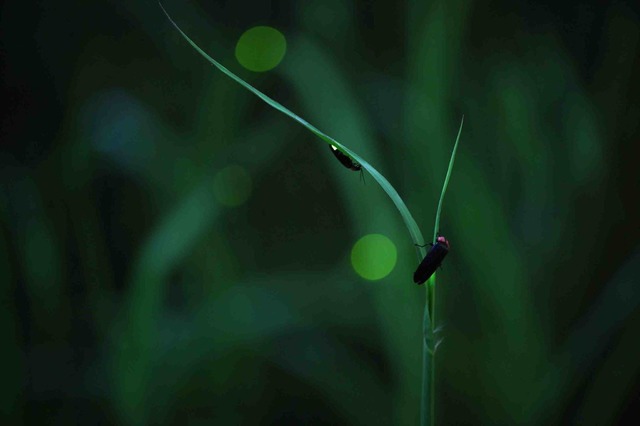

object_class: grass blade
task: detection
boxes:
[432,116,464,244]
[158,1,425,251]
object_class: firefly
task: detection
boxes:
[413,235,450,285]
[329,144,365,183]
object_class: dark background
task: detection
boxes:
[2,0,639,424]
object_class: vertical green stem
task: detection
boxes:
[421,117,463,426]
[420,289,433,426]
[430,279,436,426]
[421,275,436,426]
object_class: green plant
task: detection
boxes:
[159,3,463,424]
[422,117,463,426]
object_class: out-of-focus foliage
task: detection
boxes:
[1,0,639,425]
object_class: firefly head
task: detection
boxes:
[436,235,450,249]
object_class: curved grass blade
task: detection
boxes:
[158,2,425,252]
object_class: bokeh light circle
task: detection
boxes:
[350,234,397,281]
[235,26,286,72]
[212,165,252,207]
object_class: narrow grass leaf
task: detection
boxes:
[158,2,425,250]
[432,116,464,244]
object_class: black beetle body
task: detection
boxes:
[330,145,362,171]
[413,235,450,285]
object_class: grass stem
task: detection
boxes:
[421,116,464,426]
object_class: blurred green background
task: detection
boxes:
[2,0,639,424]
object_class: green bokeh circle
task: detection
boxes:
[212,165,252,207]
[351,234,397,281]
[235,26,286,72]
